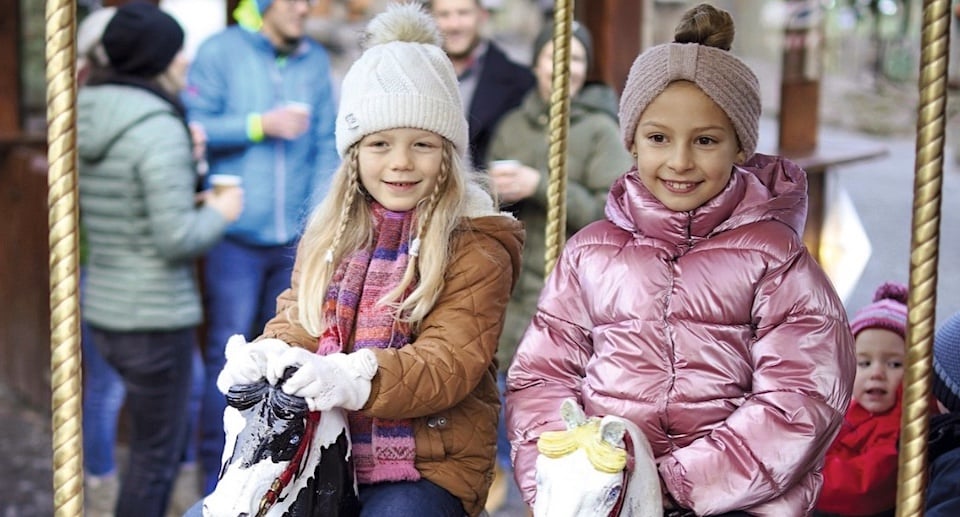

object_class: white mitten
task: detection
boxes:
[270,347,378,412]
[215,335,292,394]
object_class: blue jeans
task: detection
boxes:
[359,480,464,516]
[181,345,204,465]
[183,480,463,517]
[198,238,296,494]
[91,326,196,517]
[81,270,126,477]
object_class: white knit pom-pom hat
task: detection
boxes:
[335,3,468,158]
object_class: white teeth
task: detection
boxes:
[664,181,695,192]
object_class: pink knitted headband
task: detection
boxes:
[618,42,761,159]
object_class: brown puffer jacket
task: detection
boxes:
[261,213,524,516]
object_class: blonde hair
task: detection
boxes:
[296,138,475,337]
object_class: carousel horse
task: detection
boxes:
[202,366,360,517]
[534,398,661,517]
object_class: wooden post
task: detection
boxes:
[778,0,825,257]
[576,0,643,97]
[0,0,20,136]
[778,0,821,156]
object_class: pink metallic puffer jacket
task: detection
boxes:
[506,154,855,516]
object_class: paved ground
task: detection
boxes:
[0,383,55,516]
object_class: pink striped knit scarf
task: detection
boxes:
[317,202,421,484]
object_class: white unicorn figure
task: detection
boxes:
[202,366,359,517]
[533,398,661,517]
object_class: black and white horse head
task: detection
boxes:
[202,367,359,517]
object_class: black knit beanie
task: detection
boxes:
[102,1,184,78]
[532,20,594,73]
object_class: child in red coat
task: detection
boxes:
[816,282,908,517]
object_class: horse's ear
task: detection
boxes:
[599,417,626,449]
[559,398,587,429]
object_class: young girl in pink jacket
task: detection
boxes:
[505,4,856,515]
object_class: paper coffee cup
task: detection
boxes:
[209,174,242,195]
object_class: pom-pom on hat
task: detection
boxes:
[335,3,468,158]
[850,282,909,339]
[933,312,960,413]
[618,3,760,159]
[102,1,184,78]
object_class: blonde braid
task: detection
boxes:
[326,146,361,264]
[415,142,452,250]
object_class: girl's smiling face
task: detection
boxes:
[357,128,444,212]
[852,327,906,414]
[631,81,744,212]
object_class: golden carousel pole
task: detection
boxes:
[896,1,949,516]
[544,0,574,276]
[45,0,83,515]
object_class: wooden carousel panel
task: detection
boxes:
[0,146,52,412]
[576,0,643,98]
[0,0,49,411]
[0,0,19,135]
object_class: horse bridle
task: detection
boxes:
[607,431,636,517]
[256,411,322,517]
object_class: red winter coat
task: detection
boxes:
[816,390,902,516]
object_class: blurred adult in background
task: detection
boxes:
[182,0,340,494]
[76,7,127,517]
[304,0,389,101]
[427,0,534,169]
[484,20,631,513]
[77,3,243,516]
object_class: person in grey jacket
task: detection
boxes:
[484,21,631,512]
[488,21,631,378]
[77,4,242,516]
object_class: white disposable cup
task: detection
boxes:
[209,174,242,195]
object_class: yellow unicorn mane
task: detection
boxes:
[536,418,628,474]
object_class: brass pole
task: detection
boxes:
[544,0,573,276]
[896,1,949,515]
[46,0,83,515]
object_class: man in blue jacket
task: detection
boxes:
[183,0,339,494]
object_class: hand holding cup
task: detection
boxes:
[489,160,540,204]
[262,102,312,140]
[207,174,244,222]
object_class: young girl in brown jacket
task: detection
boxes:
[214,4,523,516]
